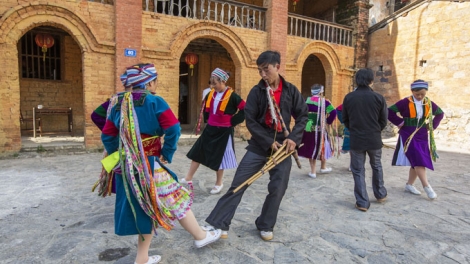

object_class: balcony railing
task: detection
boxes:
[88,0,114,4]
[288,14,353,47]
[144,0,266,31]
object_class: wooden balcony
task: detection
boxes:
[87,0,114,4]
[144,0,266,31]
[288,13,353,47]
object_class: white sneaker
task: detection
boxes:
[260,231,273,241]
[194,229,222,248]
[210,184,223,194]
[134,255,161,264]
[179,178,191,184]
[308,172,317,178]
[320,167,332,173]
[405,184,421,195]
[201,225,228,239]
[424,185,437,199]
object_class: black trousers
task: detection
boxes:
[350,149,387,209]
[206,150,292,232]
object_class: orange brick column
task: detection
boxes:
[354,0,372,69]
[115,0,143,92]
[264,0,288,73]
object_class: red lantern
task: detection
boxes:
[292,0,300,11]
[185,53,198,76]
[35,34,55,61]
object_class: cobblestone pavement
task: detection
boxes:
[1,140,469,264]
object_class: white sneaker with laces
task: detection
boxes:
[308,172,317,178]
[424,185,437,199]
[405,184,421,195]
[320,167,332,173]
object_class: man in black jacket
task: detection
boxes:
[342,68,388,212]
[205,50,308,241]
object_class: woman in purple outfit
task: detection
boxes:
[298,84,337,178]
[388,79,444,199]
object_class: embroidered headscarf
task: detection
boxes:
[120,63,158,89]
[410,80,428,90]
[311,84,324,95]
[211,68,229,82]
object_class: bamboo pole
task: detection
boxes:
[233,143,303,193]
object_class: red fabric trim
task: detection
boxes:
[102,119,119,137]
[237,100,246,110]
[158,108,179,130]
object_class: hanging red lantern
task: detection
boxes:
[292,0,300,11]
[185,53,198,76]
[35,33,55,62]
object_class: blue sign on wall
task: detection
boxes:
[124,48,137,57]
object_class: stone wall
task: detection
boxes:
[368,1,470,150]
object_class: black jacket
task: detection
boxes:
[245,76,308,156]
[342,85,388,151]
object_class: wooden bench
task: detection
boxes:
[35,107,74,137]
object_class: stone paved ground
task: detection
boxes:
[0,140,469,264]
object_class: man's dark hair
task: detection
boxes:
[256,50,281,66]
[355,68,374,87]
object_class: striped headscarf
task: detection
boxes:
[311,84,324,95]
[211,68,229,82]
[411,80,428,90]
[120,63,158,89]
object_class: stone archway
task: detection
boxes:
[0,4,111,153]
[168,23,254,133]
[178,38,237,130]
[301,55,327,99]
[295,41,353,106]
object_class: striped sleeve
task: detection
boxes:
[91,100,110,131]
[388,103,403,126]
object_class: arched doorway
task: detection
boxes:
[301,54,326,99]
[179,38,235,132]
[18,26,84,143]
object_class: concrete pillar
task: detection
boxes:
[114,0,143,92]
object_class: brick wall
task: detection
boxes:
[20,35,84,135]
[0,0,115,154]
[115,0,143,90]
[0,0,357,154]
[368,1,470,149]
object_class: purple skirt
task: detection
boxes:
[298,131,332,160]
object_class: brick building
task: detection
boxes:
[368,0,470,147]
[0,0,370,155]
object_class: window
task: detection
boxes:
[19,30,62,80]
